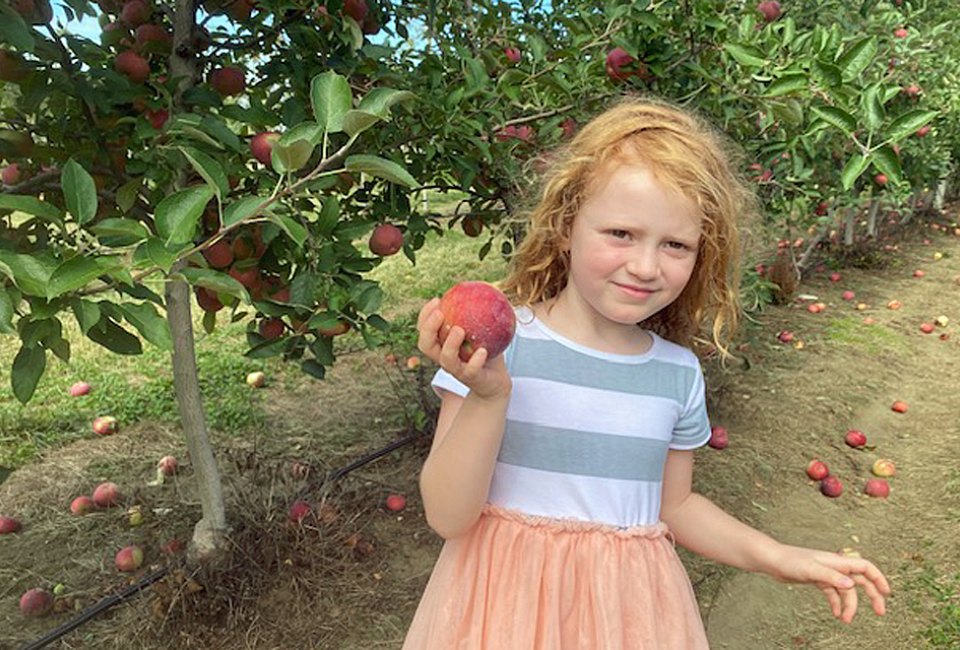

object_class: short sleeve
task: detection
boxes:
[430,367,470,398]
[669,363,711,450]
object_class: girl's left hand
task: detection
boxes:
[768,544,891,623]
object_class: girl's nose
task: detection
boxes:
[625,249,659,280]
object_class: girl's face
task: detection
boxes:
[558,162,701,338]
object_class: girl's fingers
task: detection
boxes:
[820,586,843,619]
[439,325,467,369]
[848,570,887,616]
[416,298,440,329]
[839,582,859,624]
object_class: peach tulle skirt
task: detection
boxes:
[402,505,709,650]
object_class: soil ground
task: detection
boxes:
[1,211,959,649]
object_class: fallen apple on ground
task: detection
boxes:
[246,371,266,387]
[0,515,22,534]
[806,460,829,481]
[92,415,119,436]
[872,458,896,477]
[70,381,91,396]
[844,429,867,448]
[776,330,794,344]
[405,355,421,371]
[19,588,53,617]
[70,495,95,515]
[157,455,178,476]
[841,290,855,301]
[920,323,935,334]
[820,476,843,498]
[289,500,311,523]
[115,544,144,572]
[439,281,517,362]
[92,481,122,507]
[864,478,890,498]
[385,493,407,512]
[891,400,908,413]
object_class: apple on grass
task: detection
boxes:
[384,493,406,512]
[157,455,178,476]
[69,381,91,396]
[820,476,843,498]
[872,459,896,477]
[19,588,53,617]
[864,478,890,498]
[439,282,517,362]
[844,429,867,448]
[115,545,144,572]
[93,415,119,436]
[806,460,829,481]
[891,400,908,413]
[70,495,95,515]
[1,515,22,534]
[246,371,266,387]
[289,500,312,523]
[92,482,122,508]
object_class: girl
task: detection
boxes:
[403,98,890,649]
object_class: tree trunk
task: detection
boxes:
[934,178,948,210]
[165,0,229,562]
[166,264,229,561]
[843,207,855,246]
[866,198,880,238]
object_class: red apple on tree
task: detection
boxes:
[874,173,888,186]
[258,317,285,340]
[250,131,280,165]
[756,1,781,22]
[195,287,224,312]
[893,27,909,38]
[915,125,931,138]
[368,223,404,256]
[342,0,367,23]
[2,163,22,185]
[605,47,646,82]
[209,66,246,96]
[202,239,234,269]
[114,49,150,83]
[504,47,521,64]
[439,281,517,362]
[119,0,151,27]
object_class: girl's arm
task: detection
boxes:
[660,449,891,624]
[416,298,513,540]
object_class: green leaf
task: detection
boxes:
[116,177,142,213]
[245,337,288,359]
[273,123,322,173]
[133,238,179,273]
[723,43,766,67]
[357,88,416,118]
[12,344,46,404]
[0,195,65,225]
[91,218,150,247]
[0,288,14,334]
[841,153,870,190]
[200,115,244,153]
[179,147,230,199]
[223,196,267,227]
[317,196,340,236]
[342,110,381,137]
[463,57,488,95]
[763,74,808,98]
[345,154,417,188]
[47,256,123,299]
[179,267,249,302]
[86,317,143,355]
[836,36,877,79]
[300,359,326,380]
[61,159,98,225]
[861,85,884,131]
[311,71,353,134]
[71,298,101,334]
[309,336,335,365]
[154,186,215,245]
[872,145,902,185]
[0,5,34,51]
[48,337,70,363]
[269,214,308,247]
[0,251,57,297]
[121,302,172,350]
[886,110,938,144]
[811,105,857,134]
[812,60,843,87]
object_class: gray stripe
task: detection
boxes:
[498,420,669,481]
[510,337,697,403]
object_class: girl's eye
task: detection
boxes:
[608,229,630,239]
[666,241,690,250]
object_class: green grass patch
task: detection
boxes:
[915,568,960,648]
[822,316,907,355]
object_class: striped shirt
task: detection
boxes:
[432,307,711,528]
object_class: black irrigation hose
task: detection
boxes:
[20,431,426,650]
[19,567,170,650]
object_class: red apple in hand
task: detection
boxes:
[439,281,516,362]
[806,460,829,481]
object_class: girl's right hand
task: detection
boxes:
[417,297,512,401]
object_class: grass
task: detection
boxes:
[822,315,908,354]
[0,223,505,472]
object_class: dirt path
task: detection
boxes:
[699,219,960,649]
